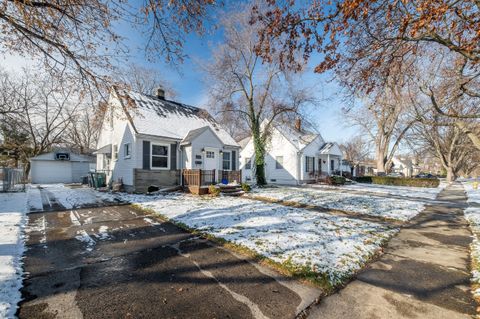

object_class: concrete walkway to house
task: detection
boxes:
[19,188,320,319]
[308,182,476,319]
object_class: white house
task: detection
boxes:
[391,157,420,177]
[30,151,95,184]
[240,120,343,185]
[95,87,241,192]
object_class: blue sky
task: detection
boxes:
[117,4,360,143]
[0,3,359,143]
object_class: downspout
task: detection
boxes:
[297,151,302,185]
[178,142,183,187]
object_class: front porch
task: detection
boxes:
[182,169,242,195]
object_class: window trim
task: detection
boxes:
[206,150,215,159]
[124,143,131,159]
[112,144,118,161]
[150,143,170,170]
[275,156,284,170]
[245,157,252,170]
[222,151,231,171]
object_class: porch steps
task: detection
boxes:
[218,184,244,197]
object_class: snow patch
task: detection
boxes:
[75,230,96,251]
[0,192,28,318]
[247,186,426,221]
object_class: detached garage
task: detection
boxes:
[30,152,95,184]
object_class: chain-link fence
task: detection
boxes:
[0,168,25,192]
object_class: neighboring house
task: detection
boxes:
[391,157,420,177]
[354,160,376,177]
[95,87,241,192]
[30,151,95,184]
[239,120,343,185]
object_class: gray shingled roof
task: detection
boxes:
[116,89,239,147]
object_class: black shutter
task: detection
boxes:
[231,150,236,170]
[170,143,177,170]
[142,141,150,170]
[305,156,308,172]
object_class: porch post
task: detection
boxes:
[327,154,330,175]
[339,156,343,176]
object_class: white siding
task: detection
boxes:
[240,128,300,185]
[71,162,91,182]
[299,135,325,181]
[110,121,136,186]
[182,145,193,169]
[190,129,224,170]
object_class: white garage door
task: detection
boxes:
[31,161,73,184]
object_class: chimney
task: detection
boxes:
[154,87,165,100]
[295,118,301,131]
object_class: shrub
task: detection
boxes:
[241,183,251,192]
[327,175,346,185]
[208,185,221,197]
[354,176,373,184]
[356,176,439,188]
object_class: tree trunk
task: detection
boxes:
[375,149,385,175]
[252,131,267,186]
[446,166,456,183]
[24,161,31,179]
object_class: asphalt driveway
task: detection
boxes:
[19,188,319,319]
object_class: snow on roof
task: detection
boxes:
[116,90,239,147]
[275,125,319,150]
[181,126,222,145]
[237,136,251,149]
[30,152,95,162]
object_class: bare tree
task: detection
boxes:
[346,85,416,174]
[340,136,371,175]
[0,1,217,92]
[253,0,480,152]
[413,120,475,182]
[203,3,317,185]
[0,70,80,175]
[118,64,177,97]
[64,105,103,154]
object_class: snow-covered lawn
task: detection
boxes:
[0,191,27,318]
[245,186,426,221]
[119,192,397,285]
[313,182,446,200]
[462,180,480,300]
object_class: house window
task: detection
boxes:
[222,152,231,170]
[113,145,118,161]
[206,151,215,159]
[305,156,315,172]
[330,159,335,171]
[151,144,169,169]
[275,156,284,169]
[124,143,131,158]
[245,157,252,170]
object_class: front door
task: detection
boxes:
[318,158,322,175]
[204,149,217,171]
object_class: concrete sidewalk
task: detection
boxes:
[308,183,476,319]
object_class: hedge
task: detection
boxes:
[354,176,440,188]
[328,175,346,185]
